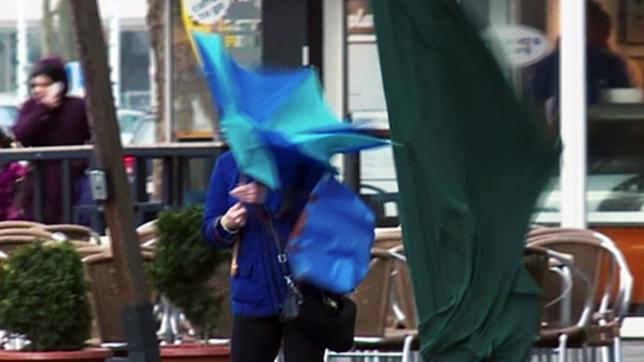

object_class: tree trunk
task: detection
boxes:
[41,0,54,55]
[147,0,166,202]
[171,1,218,134]
[147,0,165,141]
[56,0,78,61]
[147,0,219,200]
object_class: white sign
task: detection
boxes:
[484,25,550,67]
[186,0,231,25]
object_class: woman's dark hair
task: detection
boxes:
[29,56,69,95]
[587,0,611,46]
[588,1,610,27]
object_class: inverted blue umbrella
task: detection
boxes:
[286,174,375,294]
[192,32,388,190]
[193,32,385,292]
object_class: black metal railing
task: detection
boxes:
[0,143,227,233]
[1,141,399,232]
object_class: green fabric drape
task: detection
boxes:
[371,0,558,361]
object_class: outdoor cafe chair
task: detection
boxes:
[0,220,44,230]
[41,239,108,258]
[0,228,56,255]
[325,245,418,362]
[523,244,595,362]
[0,227,54,240]
[371,227,418,330]
[82,250,156,345]
[41,224,102,245]
[136,219,156,241]
[527,230,633,362]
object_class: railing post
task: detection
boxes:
[61,159,71,223]
[32,162,43,222]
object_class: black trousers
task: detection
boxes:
[231,314,325,362]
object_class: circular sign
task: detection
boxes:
[186,0,231,25]
[483,25,550,67]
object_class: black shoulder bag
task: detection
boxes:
[264,208,357,352]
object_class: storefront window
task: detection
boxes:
[120,30,151,112]
[476,1,561,223]
[346,0,399,225]
[584,0,644,224]
[170,0,262,141]
[0,32,16,93]
[0,1,152,137]
[347,0,559,226]
[506,0,644,224]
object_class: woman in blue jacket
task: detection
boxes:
[202,151,325,362]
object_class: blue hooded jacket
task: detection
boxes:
[202,152,323,317]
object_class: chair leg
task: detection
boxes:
[402,335,413,362]
[581,345,591,362]
[534,348,544,362]
[590,346,597,362]
[599,346,611,362]
[613,336,622,362]
[558,334,568,362]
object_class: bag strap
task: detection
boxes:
[238,170,298,294]
[262,207,298,289]
[230,236,240,277]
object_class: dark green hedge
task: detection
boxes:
[0,242,91,351]
[146,205,229,338]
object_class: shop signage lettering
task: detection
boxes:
[187,0,231,25]
[484,25,550,67]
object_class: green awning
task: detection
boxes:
[371,0,558,360]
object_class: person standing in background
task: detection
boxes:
[531,0,632,126]
[11,56,91,224]
[0,128,27,221]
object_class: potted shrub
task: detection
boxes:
[147,205,230,362]
[0,242,111,361]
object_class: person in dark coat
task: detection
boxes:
[11,56,91,224]
[531,1,631,123]
[0,128,27,221]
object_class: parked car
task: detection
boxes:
[119,111,155,174]
[117,109,148,144]
[126,114,156,145]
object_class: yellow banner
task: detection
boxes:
[180,0,228,58]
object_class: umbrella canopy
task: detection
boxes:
[287,174,375,294]
[193,32,388,190]
[371,0,558,360]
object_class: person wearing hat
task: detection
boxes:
[11,56,91,224]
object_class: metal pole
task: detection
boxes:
[16,0,28,99]
[109,1,121,108]
[323,0,345,120]
[559,0,587,227]
[325,0,354,189]
[164,0,174,142]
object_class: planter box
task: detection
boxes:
[160,345,230,362]
[0,348,111,362]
